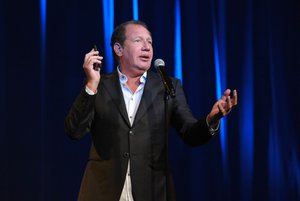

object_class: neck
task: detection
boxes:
[118,66,144,93]
[127,77,141,94]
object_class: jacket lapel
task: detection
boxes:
[133,71,162,127]
[102,71,131,127]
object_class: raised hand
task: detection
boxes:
[207,89,238,126]
[83,48,103,93]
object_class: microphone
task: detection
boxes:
[154,59,176,98]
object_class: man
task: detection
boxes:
[65,20,237,201]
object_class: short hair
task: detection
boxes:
[110,20,150,60]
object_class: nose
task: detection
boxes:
[142,41,151,51]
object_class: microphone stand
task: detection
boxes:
[155,60,175,200]
[164,91,170,201]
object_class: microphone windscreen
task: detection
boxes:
[154,59,165,68]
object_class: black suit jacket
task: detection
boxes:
[65,70,216,201]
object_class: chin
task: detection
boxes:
[141,66,151,71]
[137,63,150,70]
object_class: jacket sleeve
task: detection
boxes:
[64,88,96,140]
[170,79,219,146]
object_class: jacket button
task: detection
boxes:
[123,152,130,158]
[129,130,134,136]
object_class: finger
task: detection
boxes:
[94,56,103,65]
[87,55,103,64]
[84,53,97,65]
[227,95,232,112]
[96,55,104,61]
[221,89,231,101]
[85,50,100,60]
[84,57,97,70]
[90,58,102,67]
[83,52,103,75]
[217,103,226,117]
[93,58,103,71]
[232,90,238,106]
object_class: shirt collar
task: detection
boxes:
[117,66,147,85]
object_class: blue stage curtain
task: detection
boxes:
[0,0,299,200]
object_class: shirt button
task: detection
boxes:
[129,130,134,136]
[123,152,130,158]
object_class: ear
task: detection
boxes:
[113,43,123,56]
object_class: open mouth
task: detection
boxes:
[140,55,150,61]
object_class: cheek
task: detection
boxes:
[150,51,154,58]
[150,49,154,56]
[124,51,135,61]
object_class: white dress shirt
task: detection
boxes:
[118,68,147,201]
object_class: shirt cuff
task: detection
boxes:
[85,86,97,95]
[206,116,220,136]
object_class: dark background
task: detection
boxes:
[0,0,299,200]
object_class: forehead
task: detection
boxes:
[124,24,152,39]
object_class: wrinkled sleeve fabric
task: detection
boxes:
[170,79,219,146]
[64,88,96,140]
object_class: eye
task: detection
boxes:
[134,39,141,43]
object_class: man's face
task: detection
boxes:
[118,24,153,76]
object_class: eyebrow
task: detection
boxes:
[129,36,152,41]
